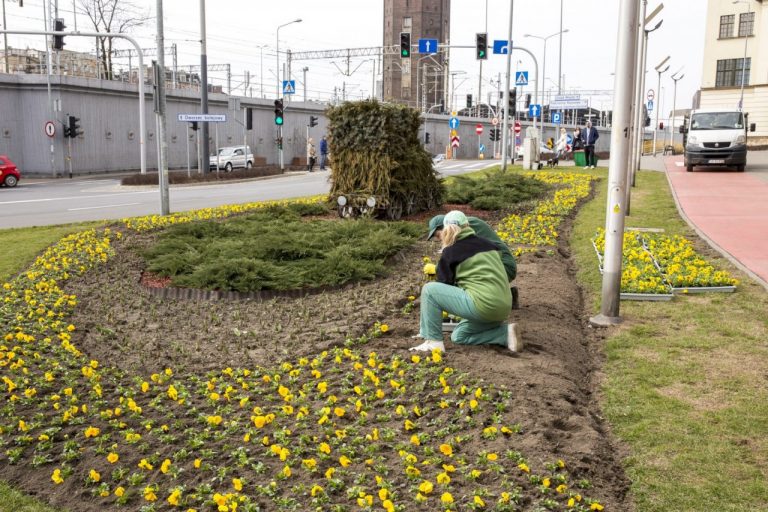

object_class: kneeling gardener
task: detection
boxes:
[411,210,521,353]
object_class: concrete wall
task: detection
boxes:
[0,74,611,176]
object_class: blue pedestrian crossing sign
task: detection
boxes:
[282,80,296,95]
[528,104,541,118]
[418,38,439,54]
[515,71,529,86]
[647,100,654,112]
[552,112,562,124]
[449,117,460,129]
[493,40,510,54]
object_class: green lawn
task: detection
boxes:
[572,169,768,511]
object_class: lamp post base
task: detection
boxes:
[589,314,623,327]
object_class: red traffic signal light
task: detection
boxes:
[475,33,488,60]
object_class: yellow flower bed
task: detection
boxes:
[0,197,608,512]
[643,233,738,288]
[496,172,599,256]
[593,229,669,295]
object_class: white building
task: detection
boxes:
[700,0,767,143]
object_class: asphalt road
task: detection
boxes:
[0,159,498,229]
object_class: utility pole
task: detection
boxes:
[625,0,647,216]
[155,0,169,215]
[558,0,563,94]
[199,0,209,174]
[590,0,641,326]
[500,1,514,171]
[2,0,9,73]
[302,66,308,101]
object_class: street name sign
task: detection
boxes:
[177,114,227,122]
[549,95,588,109]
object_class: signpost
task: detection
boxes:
[44,121,56,138]
[515,71,529,86]
[493,40,510,54]
[552,112,562,124]
[475,124,483,135]
[418,38,438,54]
[449,117,460,129]
[282,80,296,95]
[528,104,541,118]
[549,94,588,110]
[177,114,227,122]
[491,117,499,126]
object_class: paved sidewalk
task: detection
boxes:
[664,154,768,289]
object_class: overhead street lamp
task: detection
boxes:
[255,44,268,98]
[653,55,670,155]
[276,18,302,98]
[733,0,754,109]
[669,69,684,153]
[524,28,569,121]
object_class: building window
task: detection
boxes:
[402,16,412,29]
[715,57,750,87]
[738,11,754,37]
[719,14,734,38]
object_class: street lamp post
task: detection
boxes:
[733,0,753,109]
[449,71,466,113]
[525,29,569,123]
[254,44,267,98]
[669,70,684,153]
[276,18,301,171]
[652,56,670,155]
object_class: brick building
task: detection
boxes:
[383,0,450,111]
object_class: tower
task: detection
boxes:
[383,0,450,111]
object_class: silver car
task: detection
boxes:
[209,146,254,171]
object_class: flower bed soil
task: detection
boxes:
[1,200,633,511]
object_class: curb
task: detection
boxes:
[663,161,768,293]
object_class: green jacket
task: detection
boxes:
[437,227,512,322]
[467,217,517,281]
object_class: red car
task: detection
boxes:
[0,155,21,188]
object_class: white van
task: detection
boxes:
[209,146,254,171]
[681,109,756,172]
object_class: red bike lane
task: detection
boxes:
[663,155,768,288]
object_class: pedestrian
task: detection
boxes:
[581,120,599,169]
[572,127,583,150]
[306,138,317,172]
[411,210,521,353]
[556,127,568,160]
[319,135,328,170]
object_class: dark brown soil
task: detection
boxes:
[1,202,633,511]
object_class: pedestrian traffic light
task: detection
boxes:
[400,32,411,58]
[274,99,284,126]
[189,121,199,131]
[509,89,517,113]
[425,132,431,144]
[53,18,66,51]
[466,94,472,109]
[475,33,488,60]
[68,115,81,138]
[276,136,283,149]
[525,93,531,108]
[309,115,318,128]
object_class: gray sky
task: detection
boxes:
[3,0,706,118]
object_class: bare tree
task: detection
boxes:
[78,0,150,79]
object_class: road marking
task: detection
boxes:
[67,202,142,211]
[0,190,156,205]
[675,162,684,167]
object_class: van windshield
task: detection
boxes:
[690,112,744,130]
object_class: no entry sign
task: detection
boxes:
[475,124,483,135]
[514,121,521,134]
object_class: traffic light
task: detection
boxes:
[525,93,532,108]
[189,121,199,131]
[466,94,473,109]
[274,99,284,126]
[276,136,283,149]
[425,132,431,144]
[475,33,488,60]
[509,89,517,113]
[400,32,411,58]
[246,108,253,130]
[659,122,664,130]
[63,124,71,138]
[53,18,66,51]
[68,115,81,138]
[309,115,318,128]
[489,128,496,141]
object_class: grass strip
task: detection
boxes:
[573,169,768,511]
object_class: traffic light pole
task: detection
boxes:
[1,28,148,177]
[500,1,514,170]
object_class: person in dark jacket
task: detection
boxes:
[581,121,599,168]
[411,210,521,353]
[427,213,519,309]
[319,136,328,170]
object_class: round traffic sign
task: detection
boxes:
[646,89,655,101]
[514,121,521,134]
[491,117,499,126]
[475,124,483,135]
[44,121,56,138]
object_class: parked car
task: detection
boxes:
[682,109,756,172]
[432,154,445,165]
[209,146,254,171]
[0,155,21,188]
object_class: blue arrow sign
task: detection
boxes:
[515,71,529,86]
[492,40,510,54]
[566,134,573,145]
[552,112,562,124]
[449,117,460,129]
[647,100,654,112]
[418,38,439,54]
[479,144,486,152]
[282,80,296,95]
[529,104,541,118]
